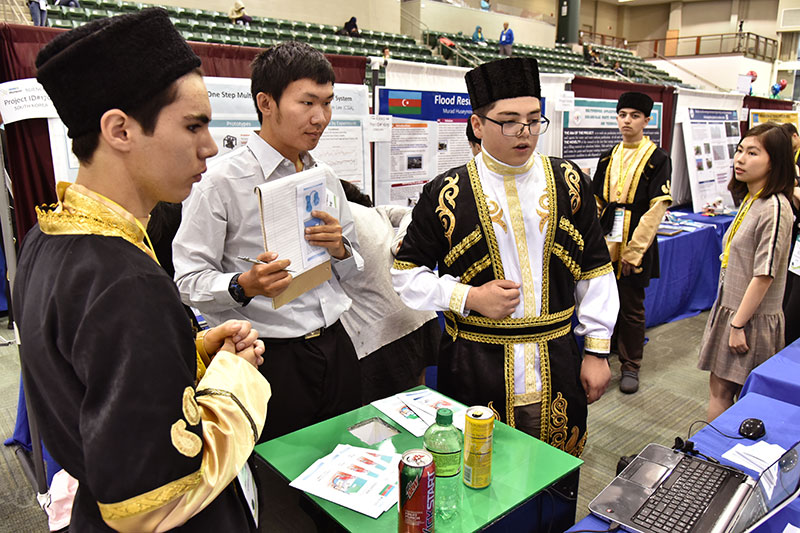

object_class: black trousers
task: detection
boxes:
[614,278,646,373]
[258,320,361,442]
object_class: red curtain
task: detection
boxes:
[571,76,678,153]
[0,23,367,242]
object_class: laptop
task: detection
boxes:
[589,440,800,533]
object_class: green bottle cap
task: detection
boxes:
[436,408,453,425]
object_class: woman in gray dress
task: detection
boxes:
[698,123,795,421]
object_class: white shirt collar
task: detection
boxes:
[246,131,316,180]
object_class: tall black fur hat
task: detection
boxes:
[465,57,541,111]
[616,92,653,116]
[36,8,201,138]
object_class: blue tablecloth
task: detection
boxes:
[644,222,723,328]
[568,392,800,532]
[741,339,800,406]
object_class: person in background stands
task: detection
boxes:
[698,122,794,421]
[499,21,514,56]
[592,92,672,394]
[228,0,252,26]
[15,9,269,531]
[472,26,486,44]
[341,16,360,37]
[28,0,47,26]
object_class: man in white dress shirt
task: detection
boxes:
[173,41,363,442]
[392,57,619,456]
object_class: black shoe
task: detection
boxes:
[620,371,639,394]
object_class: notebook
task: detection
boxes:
[589,440,800,533]
[253,166,335,308]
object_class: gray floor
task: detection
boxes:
[0,312,711,532]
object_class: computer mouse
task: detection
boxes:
[738,417,766,440]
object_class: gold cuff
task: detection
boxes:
[584,336,611,353]
[196,330,211,367]
[449,283,469,314]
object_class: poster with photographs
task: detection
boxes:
[203,78,371,193]
[374,88,473,206]
[681,108,738,212]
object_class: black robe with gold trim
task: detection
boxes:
[395,157,612,456]
[15,228,257,532]
[592,145,671,288]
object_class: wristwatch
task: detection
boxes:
[228,273,252,306]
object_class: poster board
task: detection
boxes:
[681,108,739,212]
[749,109,800,129]
[37,77,371,193]
[562,98,663,179]
[374,88,474,206]
[670,88,744,208]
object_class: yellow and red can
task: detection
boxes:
[462,406,494,489]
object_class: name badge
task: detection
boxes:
[237,461,259,527]
[790,235,800,277]
[607,208,625,243]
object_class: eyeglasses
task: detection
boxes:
[477,114,550,136]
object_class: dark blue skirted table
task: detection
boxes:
[740,338,800,406]
[642,210,733,328]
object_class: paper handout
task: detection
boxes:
[290,444,400,519]
[254,166,336,308]
[371,389,467,437]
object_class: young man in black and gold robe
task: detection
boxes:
[14,9,271,531]
[592,92,672,394]
[392,57,618,460]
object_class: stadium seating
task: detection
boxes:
[46,3,446,66]
[424,30,684,84]
[44,3,681,85]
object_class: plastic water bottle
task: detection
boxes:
[423,407,463,520]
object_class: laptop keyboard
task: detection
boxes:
[632,456,731,533]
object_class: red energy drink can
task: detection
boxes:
[398,449,435,533]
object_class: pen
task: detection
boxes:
[238,255,295,274]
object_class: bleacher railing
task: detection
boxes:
[630,32,777,62]
[579,30,627,50]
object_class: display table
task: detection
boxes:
[644,222,723,328]
[671,208,734,241]
[567,392,800,532]
[255,388,583,532]
[741,338,800,406]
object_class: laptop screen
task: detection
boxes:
[734,440,800,533]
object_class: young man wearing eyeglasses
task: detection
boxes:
[392,58,618,461]
[591,92,672,394]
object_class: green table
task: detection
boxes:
[255,389,583,532]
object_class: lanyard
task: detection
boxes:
[795,149,799,164]
[612,141,647,200]
[721,188,762,269]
